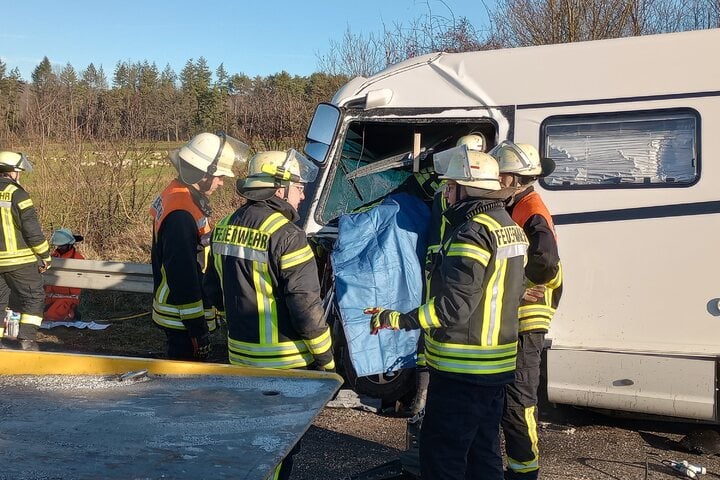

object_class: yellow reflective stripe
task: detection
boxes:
[157,265,170,303]
[1,185,17,252]
[229,336,308,355]
[481,256,507,346]
[472,212,501,230]
[446,242,490,266]
[253,260,277,344]
[527,405,539,457]
[546,262,563,289]
[425,354,516,375]
[229,351,313,369]
[519,304,555,318]
[280,244,314,269]
[507,406,540,474]
[303,327,332,355]
[259,212,289,234]
[19,314,42,327]
[153,300,203,319]
[17,198,33,210]
[30,240,50,257]
[416,352,426,367]
[418,298,442,329]
[518,318,550,333]
[424,335,517,357]
[272,463,281,480]
[324,358,336,370]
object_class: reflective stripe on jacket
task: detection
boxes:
[204,196,333,370]
[0,178,50,270]
[149,180,215,334]
[509,188,563,333]
[405,200,528,383]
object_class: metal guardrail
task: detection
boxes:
[43,258,153,294]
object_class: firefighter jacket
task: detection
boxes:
[149,179,216,337]
[44,246,84,320]
[509,187,563,334]
[400,198,528,385]
[203,196,334,370]
[0,177,51,272]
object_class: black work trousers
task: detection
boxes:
[502,332,545,479]
[0,263,44,316]
[420,371,506,480]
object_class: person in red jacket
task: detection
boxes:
[44,228,85,321]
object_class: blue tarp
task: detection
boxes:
[331,193,430,377]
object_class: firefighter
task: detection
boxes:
[0,151,51,350]
[44,228,85,321]
[149,132,248,361]
[366,146,528,479]
[203,149,334,480]
[491,141,562,480]
[414,132,488,414]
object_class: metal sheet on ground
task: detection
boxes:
[0,352,341,480]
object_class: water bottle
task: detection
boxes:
[5,310,19,339]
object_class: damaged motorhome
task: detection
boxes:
[302,28,720,421]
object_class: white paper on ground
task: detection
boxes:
[40,321,111,330]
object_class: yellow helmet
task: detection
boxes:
[0,151,33,172]
[491,141,554,177]
[243,149,318,189]
[456,132,486,152]
[170,132,249,178]
[434,145,500,191]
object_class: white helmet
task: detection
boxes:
[170,132,249,178]
[0,151,33,172]
[433,145,500,191]
[490,141,554,177]
[51,228,83,246]
[456,132,486,152]
[243,149,318,189]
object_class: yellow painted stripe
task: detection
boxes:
[0,350,342,381]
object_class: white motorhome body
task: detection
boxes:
[304,28,720,421]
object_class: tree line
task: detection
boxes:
[1,0,718,150]
[0,56,348,151]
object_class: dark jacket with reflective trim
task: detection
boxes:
[0,177,50,272]
[149,180,215,337]
[402,198,528,385]
[508,187,563,334]
[204,196,333,370]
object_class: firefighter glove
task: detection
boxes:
[522,284,546,303]
[364,307,402,335]
[309,358,336,373]
[190,333,211,361]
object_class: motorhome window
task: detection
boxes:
[318,121,494,224]
[540,109,698,189]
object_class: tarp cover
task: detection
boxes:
[332,193,430,377]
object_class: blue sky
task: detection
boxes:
[0,0,494,82]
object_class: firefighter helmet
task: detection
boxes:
[491,141,555,177]
[242,149,318,189]
[0,151,33,172]
[170,132,249,178]
[456,132,486,152]
[434,145,500,191]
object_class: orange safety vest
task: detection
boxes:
[511,190,557,238]
[511,189,562,333]
[44,247,85,321]
[150,179,211,238]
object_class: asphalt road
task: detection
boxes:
[290,406,720,480]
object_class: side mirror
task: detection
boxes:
[304,103,341,164]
